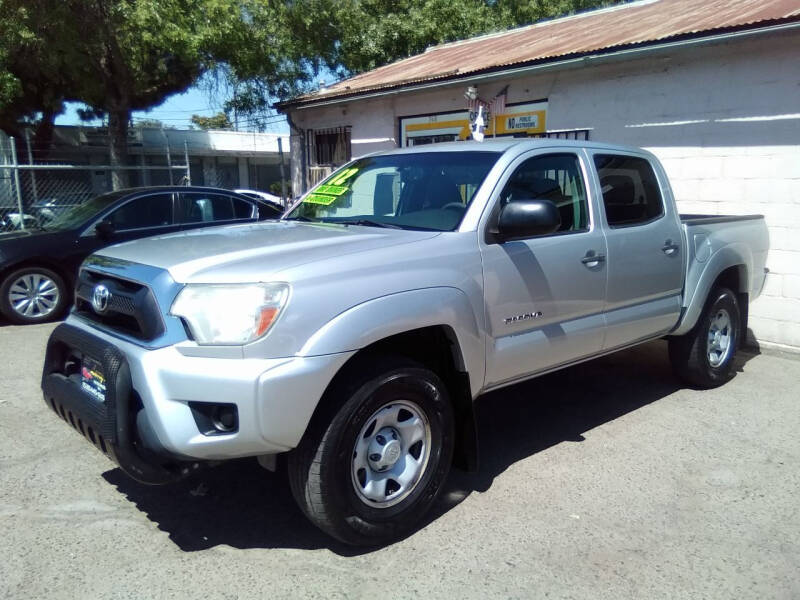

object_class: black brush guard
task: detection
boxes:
[41,323,192,485]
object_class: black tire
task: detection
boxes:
[669,286,741,389]
[288,356,455,546]
[0,266,68,324]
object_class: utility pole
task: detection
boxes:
[278,137,288,206]
[24,129,38,203]
[9,138,25,229]
[184,141,191,185]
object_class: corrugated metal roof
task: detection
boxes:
[282,0,800,107]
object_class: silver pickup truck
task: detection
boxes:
[41,140,768,545]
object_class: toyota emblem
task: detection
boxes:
[92,284,110,313]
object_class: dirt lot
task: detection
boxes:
[1,320,798,599]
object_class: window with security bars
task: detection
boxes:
[309,126,351,167]
[528,129,591,141]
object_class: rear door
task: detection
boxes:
[589,152,683,349]
[480,150,608,387]
[176,191,257,230]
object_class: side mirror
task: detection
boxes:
[495,199,561,242]
[95,220,115,240]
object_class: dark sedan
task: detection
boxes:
[0,186,283,324]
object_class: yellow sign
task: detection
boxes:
[400,100,548,146]
[494,110,547,135]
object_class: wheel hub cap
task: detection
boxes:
[367,427,402,472]
[707,308,733,368]
[8,273,60,318]
[351,401,432,508]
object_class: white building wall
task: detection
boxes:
[288,31,800,350]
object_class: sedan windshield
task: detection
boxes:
[42,190,130,230]
[285,151,501,231]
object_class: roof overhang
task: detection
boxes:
[277,18,800,112]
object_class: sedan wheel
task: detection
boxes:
[0,267,67,324]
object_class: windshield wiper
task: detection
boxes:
[284,215,320,222]
[331,219,403,230]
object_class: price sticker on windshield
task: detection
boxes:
[316,184,349,196]
[304,193,338,206]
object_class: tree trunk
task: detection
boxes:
[33,109,57,160]
[108,107,130,190]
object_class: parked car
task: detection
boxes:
[234,188,284,211]
[0,211,38,232]
[31,192,95,225]
[0,186,282,324]
[41,140,768,546]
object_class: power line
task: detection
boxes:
[130,114,286,124]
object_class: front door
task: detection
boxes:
[74,192,181,273]
[481,151,608,388]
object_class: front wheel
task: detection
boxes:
[669,286,741,388]
[0,267,68,324]
[288,357,455,546]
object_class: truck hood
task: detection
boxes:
[95,220,441,283]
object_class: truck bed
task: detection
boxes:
[680,214,764,225]
[673,212,769,337]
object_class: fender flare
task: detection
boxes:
[299,286,485,397]
[673,243,752,336]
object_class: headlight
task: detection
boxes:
[170,283,289,345]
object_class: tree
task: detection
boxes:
[0,2,75,151]
[289,0,621,77]
[1,0,620,181]
[190,112,233,130]
[0,0,251,187]
[223,0,620,118]
[133,118,167,129]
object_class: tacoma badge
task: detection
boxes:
[504,311,543,325]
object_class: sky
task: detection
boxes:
[55,84,289,133]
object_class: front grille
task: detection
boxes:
[75,269,165,341]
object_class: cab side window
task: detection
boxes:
[500,153,589,234]
[594,154,664,227]
[108,194,173,230]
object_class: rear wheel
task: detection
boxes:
[288,357,454,546]
[0,267,68,324]
[669,286,740,388]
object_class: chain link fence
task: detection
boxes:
[1,135,192,231]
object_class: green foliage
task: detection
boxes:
[190,112,233,130]
[0,0,249,180]
[133,118,169,129]
[0,0,619,168]
[280,0,621,78]
[269,180,290,197]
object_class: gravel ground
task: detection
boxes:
[1,320,798,599]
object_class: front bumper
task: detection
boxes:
[41,319,353,484]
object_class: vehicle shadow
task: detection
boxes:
[101,340,758,556]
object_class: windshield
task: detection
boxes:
[285,151,501,231]
[43,190,129,230]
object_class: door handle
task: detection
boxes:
[662,239,680,255]
[581,252,606,267]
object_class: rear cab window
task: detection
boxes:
[594,154,664,227]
